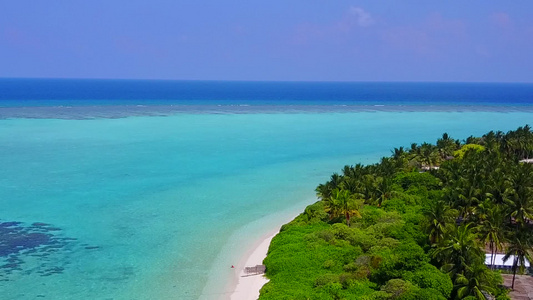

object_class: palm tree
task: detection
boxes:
[376,157,401,177]
[465,135,482,145]
[481,130,503,154]
[447,174,483,220]
[316,173,344,200]
[485,166,512,206]
[418,142,441,169]
[392,146,406,160]
[323,188,363,227]
[506,163,533,229]
[361,174,378,204]
[502,126,533,159]
[374,176,398,207]
[514,125,533,159]
[437,132,459,159]
[431,223,484,280]
[503,229,533,289]
[455,263,495,299]
[390,147,411,172]
[424,200,457,245]
[342,163,367,179]
[477,204,507,269]
[340,176,361,196]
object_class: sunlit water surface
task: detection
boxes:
[1,80,532,299]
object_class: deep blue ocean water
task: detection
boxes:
[1,79,533,108]
[0,79,532,299]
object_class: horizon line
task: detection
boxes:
[0,77,532,85]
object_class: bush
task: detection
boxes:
[395,172,441,191]
[322,282,343,298]
[345,279,378,297]
[372,242,428,283]
[399,288,447,300]
[403,265,453,298]
[360,206,386,228]
[348,228,378,251]
[331,223,355,240]
[381,279,414,299]
[323,259,336,269]
[362,291,392,300]
[453,144,485,159]
[303,201,329,223]
[315,274,339,287]
[382,198,408,213]
[366,214,404,240]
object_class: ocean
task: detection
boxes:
[0,79,532,299]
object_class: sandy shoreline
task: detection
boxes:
[227,229,279,300]
[199,202,307,300]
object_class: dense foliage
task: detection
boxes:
[260,125,533,300]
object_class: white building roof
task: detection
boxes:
[519,159,533,163]
[485,254,530,267]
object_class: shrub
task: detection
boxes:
[372,242,428,283]
[395,172,441,191]
[315,274,339,287]
[323,259,336,269]
[399,288,447,300]
[382,198,408,213]
[322,282,343,299]
[403,265,453,298]
[381,279,414,299]
[348,228,378,251]
[360,206,386,228]
[303,201,329,223]
[453,144,485,159]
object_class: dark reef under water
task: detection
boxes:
[0,220,98,282]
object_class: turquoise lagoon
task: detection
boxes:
[1,109,533,299]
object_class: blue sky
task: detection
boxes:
[1,1,532,82]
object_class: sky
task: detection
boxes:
[1,1,532,82]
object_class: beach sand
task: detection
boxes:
[200,202,306,300]
[228,231,278,300]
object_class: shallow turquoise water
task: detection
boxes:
[1,111,532,299]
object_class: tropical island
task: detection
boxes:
[258,126,533,300]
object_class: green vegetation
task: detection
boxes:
[259,125,533,300]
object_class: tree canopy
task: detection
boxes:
[260,126,533,300]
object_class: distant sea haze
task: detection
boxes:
[1,79,533,299]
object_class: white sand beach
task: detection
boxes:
[199,202,307,300]
[228,231,278,300]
